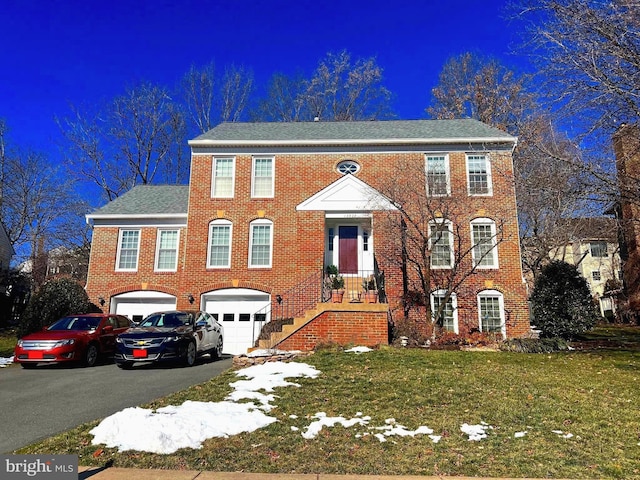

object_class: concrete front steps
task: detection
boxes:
[257,300,389,351]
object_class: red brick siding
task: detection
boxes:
[86,147,530,339]
[277,310,389,351]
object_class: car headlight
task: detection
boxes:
[163,335,181,343]
[54,339,75,348]
[115,336,124,343]
[17,340,23,347]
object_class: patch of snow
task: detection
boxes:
[246,349,301,358]
[91,361,320,454]
[0,356,13,367]
[344,346,372,354]
[514,431,528,438]
[461,422,493,441]
[301,412,371,439]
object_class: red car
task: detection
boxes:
[14,314,133,368]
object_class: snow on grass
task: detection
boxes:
[460,422,494,441]
[0,356,13,367]
[89,347,578,455]
[344,346,373,354]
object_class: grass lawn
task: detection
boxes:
[0,328,17,357]
[15,325,640,479]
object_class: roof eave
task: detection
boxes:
[188,137,516,148]
[86,213,188,223]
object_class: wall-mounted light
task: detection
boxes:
[187,294,195,304]
[276,294,283,304]
[98,296,105,307]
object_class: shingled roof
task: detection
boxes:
[189,119,515,145]
[87,185,189,219]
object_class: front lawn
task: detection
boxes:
[17,332,640,479]
[0,328,16,357]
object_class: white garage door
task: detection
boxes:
[112,291,177,324]
[203,288,270,355]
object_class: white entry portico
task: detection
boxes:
[297,174,396,273]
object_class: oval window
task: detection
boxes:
[337,160,360,175]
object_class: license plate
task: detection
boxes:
[133,349,148,358]
[28,351,44,359]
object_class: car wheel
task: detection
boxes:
[213,336,223,359]
[84,344,99,367]
[184,341,196,367]
[20,363,36,369]
[117,362,133,370]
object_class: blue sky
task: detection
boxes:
[1,0,528,152]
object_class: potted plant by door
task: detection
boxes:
[325,265,345,303]
[362,275,378,303]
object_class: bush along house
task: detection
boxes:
[85,119,530,355]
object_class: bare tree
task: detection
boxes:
[254,50,394,121]
[59,82,188,202]
[0,132,89,290]
[427,53,591,281]
[252,72,308,122]
[180,62,253,133]
[512,0,640,134]
[428,52,535,134]
[375,156,515,343]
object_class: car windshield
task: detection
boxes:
[48,316,101,331]
[139,312,192,328]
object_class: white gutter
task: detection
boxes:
[86,213,188,224]
[188,137,516,147]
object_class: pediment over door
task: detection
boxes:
[296,174,397,212]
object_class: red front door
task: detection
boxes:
[339,226,358,274]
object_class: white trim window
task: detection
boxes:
[431,290,458,333]
[252,156,274,198]
[249,219,273,268]
[116,229,140,271]
[425,154,450,196]
[466,154,492,195]
[207,220,232,268]
[211,157,235,198]
[429,220,453,268]
[589,241,608,258]
[471,218,499,268]
[155,229,179,271]
[478,290,505,336]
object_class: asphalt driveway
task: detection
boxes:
[0,355,232,453]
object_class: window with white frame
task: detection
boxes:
[207,220,232,268]
[211,157,235,198]
[249,219,273,267]
[466,154,492,195]
[590,241,608,258]
[425,154,450,196]
[155,229,179,271]
[116,229,140,271]
[429,220,453,268]
[431,290,458,333]
[252,156,274,197]
[478,290,505,336]
[471,218,498,268]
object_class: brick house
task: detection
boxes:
[85,119,530,354]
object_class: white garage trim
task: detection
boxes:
[112,291,177,324]
[202,288,270,355]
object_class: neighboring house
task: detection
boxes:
[549,217,622,318]
[85,119,530,355]
[45,246,90,285]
